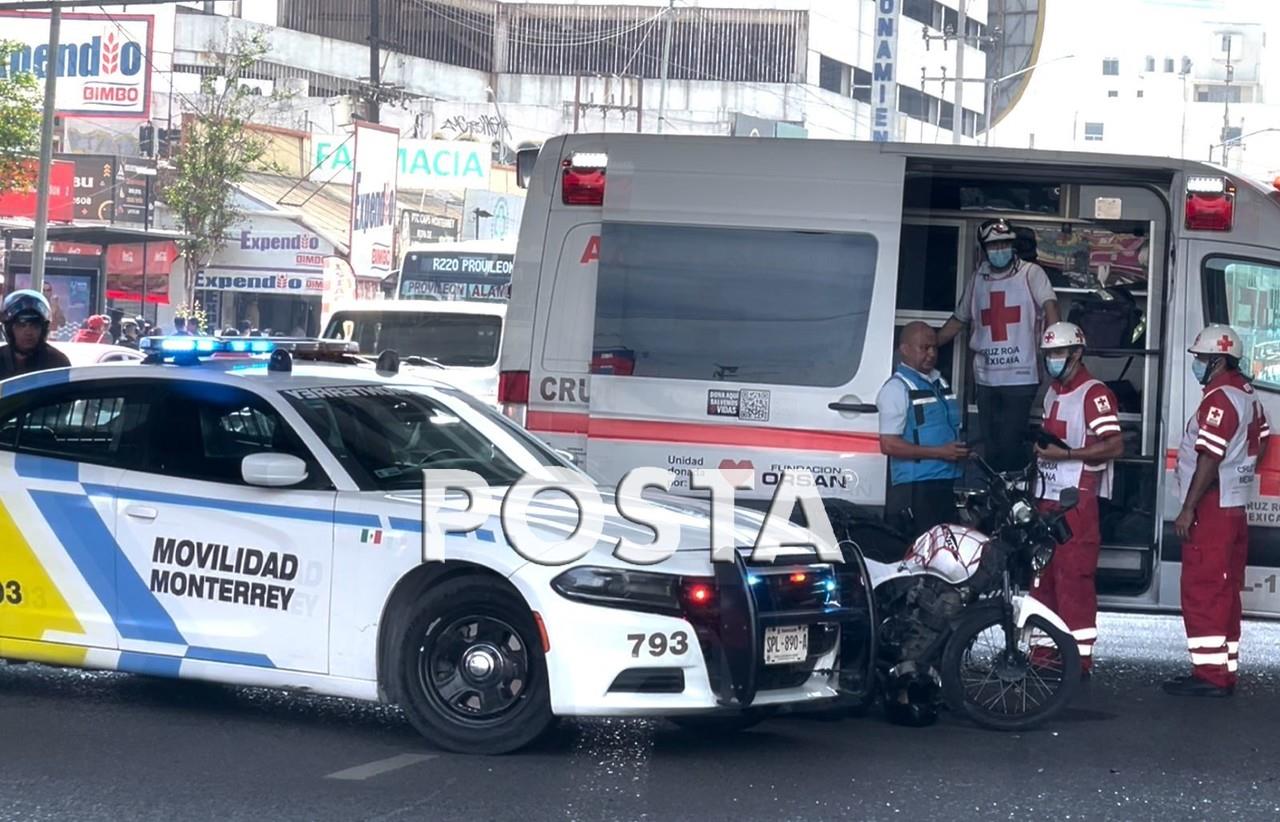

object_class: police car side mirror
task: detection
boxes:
[242,453,308,488]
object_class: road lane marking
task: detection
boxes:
[325,753,437,781]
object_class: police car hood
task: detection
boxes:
[385,486,823,563]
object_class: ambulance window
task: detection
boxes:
[1203,256,1280,391]
[593,224,878,386]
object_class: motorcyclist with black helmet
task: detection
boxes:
[0,289,71,379]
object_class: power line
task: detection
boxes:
[0,0,186,9]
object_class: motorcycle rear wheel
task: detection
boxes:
[940,606,1080,732]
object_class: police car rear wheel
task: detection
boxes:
[398,577,554,754]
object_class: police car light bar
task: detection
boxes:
[138,336,359,361]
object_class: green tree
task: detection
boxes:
[163,31,279,315]
[0,40,44,193]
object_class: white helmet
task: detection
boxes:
[1041,321,1086,351]
[1188,324,1243,359]
[979,219,1016,247]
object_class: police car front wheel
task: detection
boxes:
[397,577,555,754]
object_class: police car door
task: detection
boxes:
[1193,244,1280,617]
[0,379,149,664]
[112,380,336,673]
[585,137,905,507]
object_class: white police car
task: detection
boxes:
[0,337,874,753]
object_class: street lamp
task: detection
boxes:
[472,208,493,240]
[983,54,1077,146]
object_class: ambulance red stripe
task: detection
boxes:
[527,411,881,453]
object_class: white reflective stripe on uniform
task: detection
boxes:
[1195,437,1226,457]
[1078,644,1093,657]
[1190,651,1230,665]
[1072,628,1098,641]
[1092,415,1120,427]
[1188,635,1228,649]
[1227,641,1240,654]
[911,397,938,406]
[1198,429,1229,447]
[1227,660,1239,672]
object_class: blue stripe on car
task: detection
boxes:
[14,454,78,482]
[184,646,275,668]
[30,490,186,646]
[117,651,184,678]
[81,484,379,528]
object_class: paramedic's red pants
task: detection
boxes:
[1180,489,1249,689]
[1034,472,1101,672]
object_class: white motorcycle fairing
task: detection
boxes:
[1011,593,1073,636]
[863,523,990,588]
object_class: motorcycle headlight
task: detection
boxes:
[551,567,714,616]
[1010,499,1035,524]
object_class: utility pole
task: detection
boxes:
[1221,34,1233,166]
[30,7,62,292]
[953,0,966,144]
[656,0,674,134]
[368,0,381,123]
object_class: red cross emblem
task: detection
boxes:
[1217,334,1234,353]
[1044,401,1068,441]
[980,290,1022,343]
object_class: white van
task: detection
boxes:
[322,300,505,406]
[499,133,1280,618]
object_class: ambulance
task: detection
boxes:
[498,134,1280,618]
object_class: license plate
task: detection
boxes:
[763,625,809,665]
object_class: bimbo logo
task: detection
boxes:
[4,32,144,80]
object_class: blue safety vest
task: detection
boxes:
[889,365,963,486]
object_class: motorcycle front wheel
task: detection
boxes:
[940,606,1080,732]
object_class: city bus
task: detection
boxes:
[397,239,515,302]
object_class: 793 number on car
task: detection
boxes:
[627,632,689,657]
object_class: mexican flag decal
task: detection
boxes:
[360,528,383,545]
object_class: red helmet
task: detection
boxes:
[86,315,107,332]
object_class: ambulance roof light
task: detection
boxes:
[562,152,607,206]
[1185,178,1235,232]
[1187,175,1227,194]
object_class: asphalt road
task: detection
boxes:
[3,612,1280,822]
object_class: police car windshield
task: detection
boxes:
[281,384,539,490]
[322,311,500,367]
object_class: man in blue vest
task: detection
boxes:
[876,321,969,537]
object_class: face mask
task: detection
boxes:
[987,248,1014,269]
[1192,358,1212,385]
[1046,355,1069,379]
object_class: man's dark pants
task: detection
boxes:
[975,383,1040,473]
[885,479,957,540]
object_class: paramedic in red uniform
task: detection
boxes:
[1164,325,1270,698]
[939,219,1060,472]
[1030,322,1123,674]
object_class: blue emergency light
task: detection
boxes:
[138,336,357,364]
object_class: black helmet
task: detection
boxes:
[1,289,51,326]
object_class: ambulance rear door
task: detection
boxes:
[583,137,906,508]
[1184,174,1280,617]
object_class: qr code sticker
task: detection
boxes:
[739,389,771,421]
